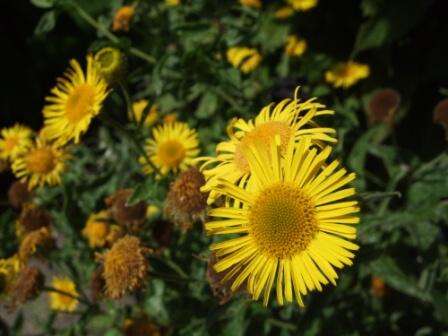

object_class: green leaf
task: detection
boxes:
[34,10,56,36]
[30,0,54,8]
[354,18,390,53]
[196,91,218,119]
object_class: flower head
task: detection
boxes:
[8,266,44,310]
[275,6,294,19]
[166,0,181,6]
[227,47,262,74]
[49,276,79,312]
[131,99,158,127]
[0,255,21,294]
[433,98,448,140]
[124,315,162,336]
[16,203,52,238]
[367,88,401,126]
[99,235,150,299]
[105,189,147,231]
[112,5,135,32]
[205,136,359,306]
[141,122,199,176]
[0,124,33,161]
[325,61,370,89]
[8,180,33,209]
[82,211,111,248]
[285,35,307,57]
[287,0,318,11]
[18,227,53,262]
[240,0,261,9]
[94,47,126,83]
[165,167,208,230]
[12,138,70,189]
[199,89,336,203]
[41,55,109,145]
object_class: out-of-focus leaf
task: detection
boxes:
[34,10,56,36]
[30,0,54,8]
[196,91,219,119]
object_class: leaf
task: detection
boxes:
[196,91,218,119]
[34,10,56,36]
[30,0,54,8]
[354,18,390,53]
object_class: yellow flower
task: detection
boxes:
[166,0,181,6]
[287,0,318,11]
[205,136,359,306]
[285,35,307,57]
[18,227,53,262]
[141,122,200,176]
[112,5,135,32]
[0,255,22,293]
[240,0,261,9]
[0,125,33,161]
[199,89,336,203]
[131,99,158,127]
[82,211,110,248]
[12,138,70,189]
[146,204,160,218]
[41,56,109,145]
[275,6,294,19]
[227,47,262,74]
[94,47,126,83]
[49,276,79,312]
[325,61,370,89]
[99,235,150,299]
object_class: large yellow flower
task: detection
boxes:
[199,91,336,203]
[0,125,33,161]
[12,138,70,189]
[205,136,359,306]
[325,61,370,89]
[287,0,318,11]
[42,55,109,145]
[141,122,199,176]
[226,47,262,74]
[49,276,79,312]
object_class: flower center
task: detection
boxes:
[234,121,291,174]
[157,140,186,168]
[248,182,318,259]
[26,148,56,174]
[4,136,19,152]
[65,84,96,123]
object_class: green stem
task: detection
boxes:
[150,255,189,279]
[70,1,156,64]
[358,191,401,201]
[212,87,244,112]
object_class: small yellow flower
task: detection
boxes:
[82,211,110,248]
[131,99,158,127]
[227,47,262,74]
[41,55,109,145]
[141,122,200,176]
[285,35,307,57]
[240,0,261,9]
[112,5,135,32]
[275,6,294,19]
[146,204,160,218]
[166,0,181,6]
[49,277,79,312]
[287,0,318,11]
[94,47,126,83]
[12,138,70,189]
[325,61,370,89]
[0,125,33,161]
[0,255,21,293]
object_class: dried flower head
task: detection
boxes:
[124,316,162,336]
[112,5,135,32]
[106,189,147,231]
[8,180,33,209]
[371,276,387,298]
[367,88,401,125]
[17,203,52,237]
[18,227,53,262]
[8,266,44,310]
[433,98,448,139]
[99,235,150,299]
[165,167,208,231]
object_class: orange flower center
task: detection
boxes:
[65,84,96,124]
[157,140,186,168]
[26,147,56,174]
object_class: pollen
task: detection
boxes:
[65,84,96,123]
[248,183,318,259]
[234,121,291,173]
[25,147,56,174]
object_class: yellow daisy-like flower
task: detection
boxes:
[275,6,295,19]
[227,47,262,74]
[12,138,70,189]
[82,211,110,248]
[0,254,22,293]
[49,276,79,312]
[94,47,126,83]
[0,125,33,161]
[41,55,109,145]
[141,122,199,176]
[206,136,359,306]
[199,90,336,203]
[166,0,180,6]
[131,99,158,128]
[287,0,318,11]
[325,61,370,89]
[240,0,262,9]
[285,35,307,57]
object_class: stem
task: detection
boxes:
[150,255,189,279]
[358,191,401,201]
[42,286,91,306]
[212,87,245,112]
[150,271,207,284]
[70,1,156,64]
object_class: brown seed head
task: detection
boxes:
[101,235,150,299]
[8,181,33,209]
[123,315,162,336]
[18,227,53,262]
[367,88,401,126]
[7,266,44,310]
[106,189,147,231]
[165,168,208,230]
[17,203,51,236]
